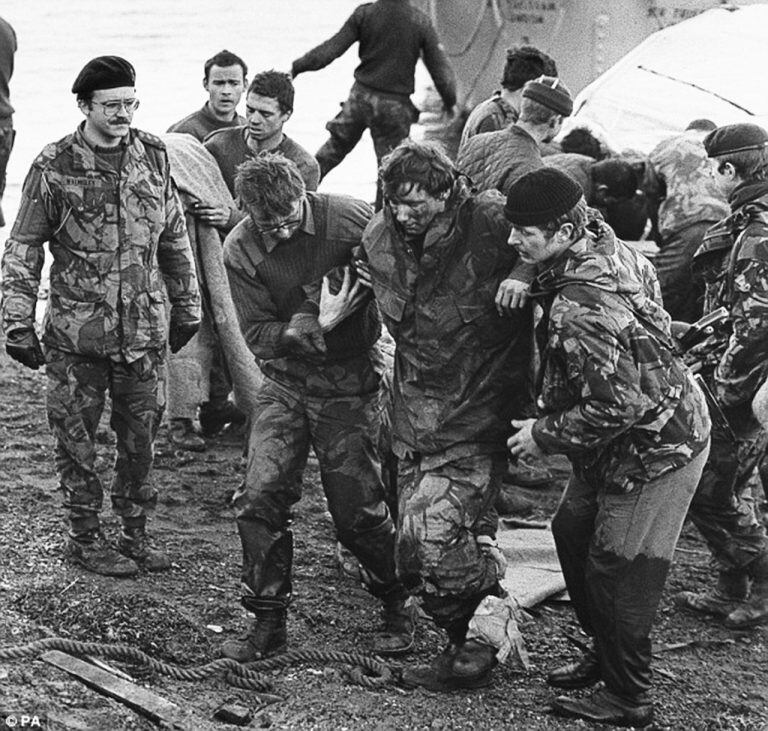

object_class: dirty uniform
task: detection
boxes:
[291,0,456,198]
[224,192,402,608]
[531,216,711,702]
[645,133,729,321]
[0,16,16,228]
[166,104,245,143]
[459,92,518,148]
[688,181,768,578]
[361,182,533,630]
[456,124,543,196]
[0,124,200,537]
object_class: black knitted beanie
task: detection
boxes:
[504,167,583,226]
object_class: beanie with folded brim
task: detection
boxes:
[504,167,584,226]
[704,123,768,157]
[522,78,573,116]
[72,56,136,95]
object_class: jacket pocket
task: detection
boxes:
[377,287,406,323]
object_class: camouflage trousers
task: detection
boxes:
[396,452,504,628]
[45,348,163,538]
[0,119,14,228]
[689,406,768,573]
[654,221,711,323]
[553,445,708,700]
[316,83,418,209]
[233,360,401,606]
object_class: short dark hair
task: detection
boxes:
[560,127,604,160]
[686,118,717,133]
[235,152,306,220]
[247,70,294,113]
[592,159,639,200]
[204,50,247,81]
[716,147,768,182]
[502,45,558,92]
[379,140,455,200]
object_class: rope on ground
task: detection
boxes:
[0,637,392,692]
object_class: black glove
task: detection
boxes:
[5,328,45,370]
[280,313,327,360]
[169,310,201,354]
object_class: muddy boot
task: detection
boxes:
[169,418,206,452]
[673,569,750,617]
[547,643,601,689]
[66,532,138,577]
[726,554,768,628]
[118,527,171,572]
[551,688,654,727]
[400,642,462,691]
[199,399,245,438]
[373,594,416,656]
[449,639,497,687]
[221,600,288,663]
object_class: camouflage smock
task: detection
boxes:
[361,182,533,467]
[645,132,728,242]
[1,124,200,362]
[693,181,768,408]
[531,216,711,493]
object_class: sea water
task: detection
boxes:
[0,0,396,226]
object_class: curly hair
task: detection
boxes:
[235,152,306,219]
[379,140,455,200]
[502,45,558,92]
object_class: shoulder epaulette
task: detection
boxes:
[33,133,75,167]
[135,128,167,150]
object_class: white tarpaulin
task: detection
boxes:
[567,4,768,154]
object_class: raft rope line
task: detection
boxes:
[0,637,393,692]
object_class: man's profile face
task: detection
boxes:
[204,64,245,116]
[249,196,304,242]
[507,223,563,264]
[245,92,290,143]
[386,183,445,241]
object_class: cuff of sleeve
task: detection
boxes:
[530,418,557,456]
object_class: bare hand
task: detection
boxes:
[318,267,367,332]
[495,278,530,315]
[507,418,545,461]
[353,258,373,289]
[191,202,231,228]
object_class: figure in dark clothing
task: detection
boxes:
[0,15,16,228]
[291,0,456,207]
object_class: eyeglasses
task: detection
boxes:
[253,216,303,235]
[91,98,140,116]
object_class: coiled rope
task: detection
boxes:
[0,637,392,692]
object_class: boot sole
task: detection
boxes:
[67,556,138,578]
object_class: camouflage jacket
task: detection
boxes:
[459,92,518,148]
[1,124,200,362]
[531,216,710,493]
[456,124,542,196]
[645,132,728,241]
[361,182,534,466]
[693,181,768,409]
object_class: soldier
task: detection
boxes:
[221,153,412,661]
[291,0,456,208]
[355,140,533,691]
[675,123,768,629]
[0,56,201,576]
[459,45,557,147]
[167,49,248,142]
[644,119,729,322]
[457,76,573,196]
[505,168,710,726]
[0,15,16,228]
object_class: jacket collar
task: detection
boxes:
[70,122,135,173]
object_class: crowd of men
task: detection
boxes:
[2,1,768,726]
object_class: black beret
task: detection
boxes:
[505,167,583,226]
[522,76,573,116]
[704,123,768,157]
[72,56,136,95]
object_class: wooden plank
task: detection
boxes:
[42,650,196,729]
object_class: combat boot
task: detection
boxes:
[372,594,415,656]
[673,569,750,617]
[551,688,654,727]
[66,533,138,577]
[725,554,768,628]
[449,639,497,686]
[221,603,288,663]
[199,399,245,438]
[168,418,206,452]
[118,527,171,572]
[400,642,462,691]
[547,645,602,689]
